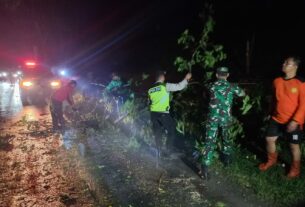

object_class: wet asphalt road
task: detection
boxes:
[0,81,49,123]
[0,81,96,206]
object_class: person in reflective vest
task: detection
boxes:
[148,70,192,157]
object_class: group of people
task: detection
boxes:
[147,67,245,179]
[50,72,126,131]
[148,56,305,180]
[49,56,305,181]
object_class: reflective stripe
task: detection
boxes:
[148,83,170,112]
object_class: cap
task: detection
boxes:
[216,67,229,75]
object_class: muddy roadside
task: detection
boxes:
[0,110,271,207]
[0,116,99,207]
[76,125,270,207]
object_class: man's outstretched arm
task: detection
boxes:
[166,73,192,92]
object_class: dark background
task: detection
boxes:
[1,0,305,80]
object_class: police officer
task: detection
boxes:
[200,67,245,179]
[148,70,192,157]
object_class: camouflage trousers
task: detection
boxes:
[202,117,233,166]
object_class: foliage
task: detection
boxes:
[240,95,253,115]
[172,13,272,190]
[174,16,226,81]
[66,81,155,151]
[173,94,204,139]
[127,136,140,150]
[173,15,250,160]
[242,83,264,114]
[194,140,206,164]
[227,117,245,142]
[240,92,262,117]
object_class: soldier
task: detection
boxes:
[148,70,192,157]
[200,67,245,179]
[259,57,305,179]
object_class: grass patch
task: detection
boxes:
[214,148,305,207]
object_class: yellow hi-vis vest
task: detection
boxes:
[148,83,170,112]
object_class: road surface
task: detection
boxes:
[0,82,95,207]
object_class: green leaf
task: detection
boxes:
[174,15,227,75]
[242,105,252,115]
[142,73,149,80]
[206,72,214,80]
[177,29,195,49]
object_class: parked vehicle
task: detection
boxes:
[19,61,62,105]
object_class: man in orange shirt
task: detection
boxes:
[259,57,305,178]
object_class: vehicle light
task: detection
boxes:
[59,70,66,76]
[25,61,36,66]
[22,81,33,87]
[13,74,18,78]
[2,72,7,77]
[17,71,22,75]
[50,81,60,87]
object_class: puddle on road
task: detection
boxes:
[0,83,22,119]
[62,129,78,150]
[0,82,50,125]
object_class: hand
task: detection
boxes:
[265,115,271,121]
[287,120,298,133]
[185,72,192,81]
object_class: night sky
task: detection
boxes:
[1,0,305,79]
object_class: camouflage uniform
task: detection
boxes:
[202,79,244,166]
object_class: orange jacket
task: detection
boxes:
[272,76,305,125]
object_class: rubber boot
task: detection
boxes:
[287,161,301,179]
[259,152,278,171]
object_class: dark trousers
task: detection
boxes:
[50,99,65,129]
[150,112,176,151]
